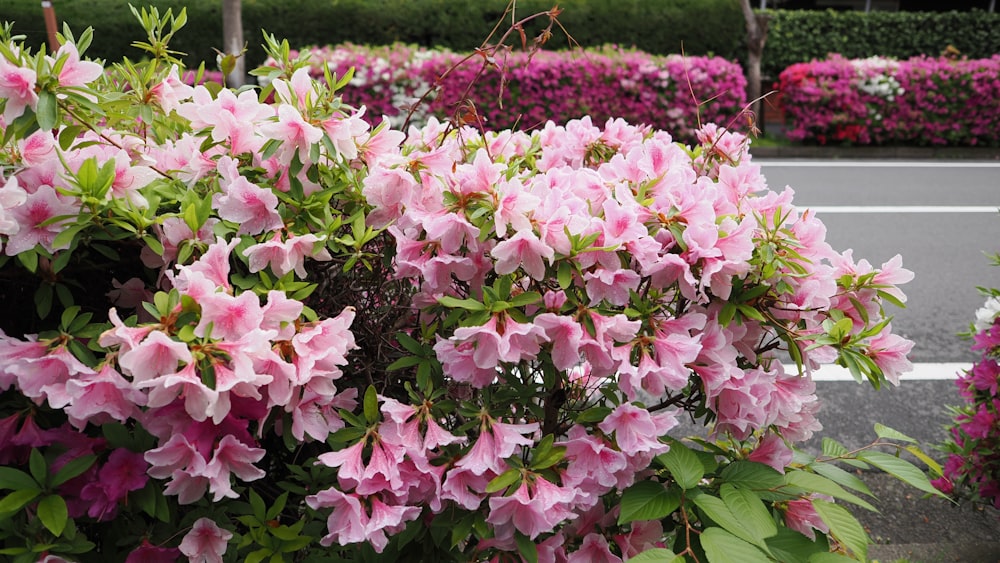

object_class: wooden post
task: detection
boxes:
[42,0,59,51]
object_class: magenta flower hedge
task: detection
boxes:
[778,54,1000,146]
[266,44,748,142]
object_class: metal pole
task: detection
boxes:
[864,0,872,12]
[41,0,59,51]
[990,0,996,14]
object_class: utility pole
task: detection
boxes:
[41,0,59,51]
[222,0,245,87]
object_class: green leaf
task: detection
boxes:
[873,423,916,444]
[691,491,768,550]
[809,462,873,498]
[856,450,946,497]
[436,295,486,311]
[720,484,777,541]
[657,440,703,490]
[0,489,41,515]
[51,454,97,487]
[249,488,267,520]
[557,261,573,289]
[29,449,47,486]
[515,532,538,563]
[618,481,680,525]
[807,553,857,563]
[485,468,521,494]
[36,91,59,130]
[765,527,830,563]
[0,468,38,491]
[783,470,877,512]
[719,461,784,491]
[811,499,869,561]
[37,495,68,536]
[363,385,379,425]
[820,437,849,459]
[628,548,683,563]
[700,527,772,563]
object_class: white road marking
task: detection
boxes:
[758,160,1000,168]
[785,362,967,382]
[809,206,999,214]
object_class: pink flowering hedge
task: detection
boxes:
[0,10,945,563]
[934,290,1000,508]
[778,55,1000,146]
[267,43,748,142]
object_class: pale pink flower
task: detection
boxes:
[148,65,195,113]
[583,267,641,307]
[433,337,499,388]
[117,330,193,384]
[491,229,555,280]
[0,174,27,250]
[0,57,37,122]
[203,435,266,501]
[534,313,584,371]
[212,156,282,235]
[568,533,623,563]
[63,364,145,428]
[260,104,323,162]
[194,290,265,341]
[292,308,357,379]
[597,403,677,456]
[865,327,914,385]
[49,42,103,87]
[4,184,77,255]
[320,107,369,160]
[179,517,232,563]
[172,236,238,292]
[487,478,574,540]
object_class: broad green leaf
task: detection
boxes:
[765,527,830,563]
[905,445,943,476]
[808,553,857,563]
[720,484,777,540]
[820,437,849,459]
[783,470,877,512]
[719,461,784,491]
[691,491,768,550]
[0,468,38,491]
[628,548,683,563]
[437,295,486,311]
[36,91,59,130]
[485,468,521,494]
[37,495,68,536]
[856,450,946,497]
[809,462,873,498]
[249,488,267,520]
[515,532,538,563]
[873,423,916,444]
[51,454,96,487]
[618,481,680,525]
[0,489,41,515]
[700,527,772,563]
[657,440,703,490]
[811,499,869,561]
[28,449,47,485]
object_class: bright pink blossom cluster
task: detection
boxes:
[778,54,1000,146]
[0,25,917,561]
[267,43,748,140]
[934,296,1000,508]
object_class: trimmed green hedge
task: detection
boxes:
[1,0,744,69]
[762,9,1000,78]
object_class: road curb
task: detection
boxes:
[750,145,1000,161]
[868,542,1000,563]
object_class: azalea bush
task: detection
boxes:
[933,282,1000,509]
[0,7,945,563]
[264,43,747,141]
[778,54,1000,146]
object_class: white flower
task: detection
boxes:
[973,296,1000,332]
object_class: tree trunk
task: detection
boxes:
[222,0,245,87]
[740,0,769,130]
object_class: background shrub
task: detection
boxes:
[2,0,744,68]
[762,9,1000,78]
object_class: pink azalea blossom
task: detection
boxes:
[203,435,266,501]
[179,517,232,563]
[597,403,677,456]
[784,496,831,541]
[491,229,555,280]
[747,432,794,474]
[213,157,282,235]
[49,42,103,87]
[194,290,265,341]
[568,533,623,563]
[4,184,78,256]
[0,56,37,122]
[487,478,574,540]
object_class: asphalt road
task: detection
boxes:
[754,160,1000,557]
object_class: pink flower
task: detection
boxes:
[4,184,78,256]
[597,403,677,456]
[747,433,793,474]
[0,57,37,122]
[491,229,555,280]
[203,435,266,501]
[783,496,831,541]
[568,533,623,563]
[194,290,265,341]
[212,157,282,235]
[486,478,574,540]
[179,517,232,563]
[49,42,103,87]
[63,364,145,428]
[260,104,323,163]
[306,489,420,553]
[117,330,192,384]
[125,539,181,563]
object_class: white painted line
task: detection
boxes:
[758,160,1000,168]
[810,206,999,214]
[785,362,967,382]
